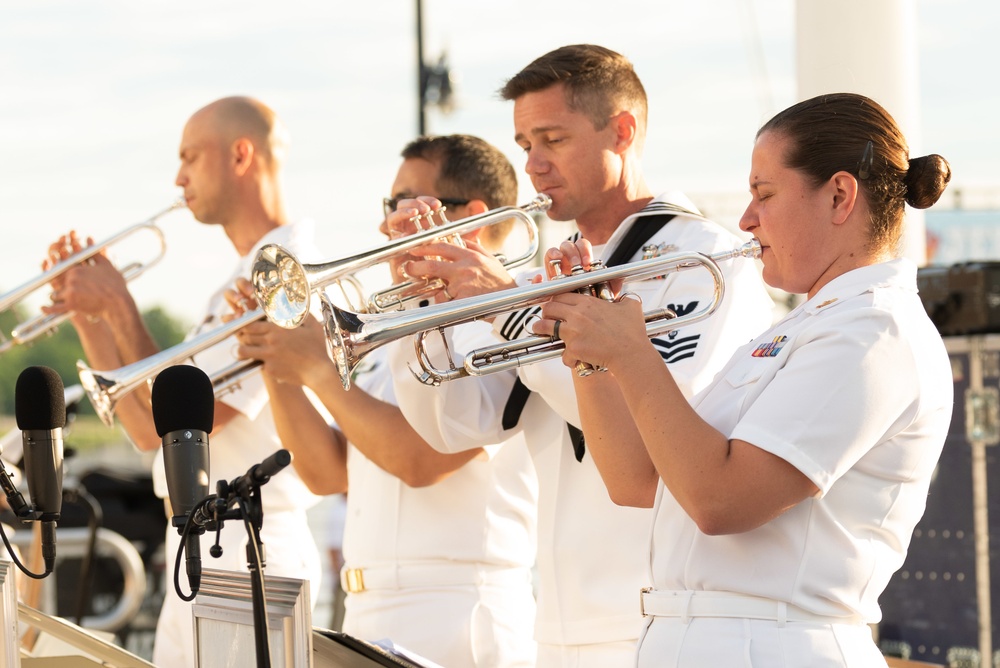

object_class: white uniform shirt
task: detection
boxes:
[151,220,323,514]
[391,193,775,646]
[649,259,953,621]
[344,343,538,570]
[342,341,538,668]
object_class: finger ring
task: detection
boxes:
[552,320,561,340]
[442,285,454,300]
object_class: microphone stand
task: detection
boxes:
[0,458,53,580]
[61,485,102,625]
[176,449,292,668]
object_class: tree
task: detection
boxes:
[0,305,190,415]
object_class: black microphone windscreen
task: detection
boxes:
[151,365,215,436]
[15,366,66,430]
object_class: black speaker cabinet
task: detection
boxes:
[919,262,1000,336]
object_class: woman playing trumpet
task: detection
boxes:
[534,93,953,666]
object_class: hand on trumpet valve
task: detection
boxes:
[40,232,123,323]
[403,238,517,304]
[382,195,448,239]
[544,239,626,299]
[224,278,259,320]
[234,313,331,388]
[544,238,596,279]
[42,231,92,271]
[537,292,648,375]
[378,196,444,283]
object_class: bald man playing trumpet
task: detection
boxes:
[42,96,323,667]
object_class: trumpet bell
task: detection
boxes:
[322,299,363,391]
[252,244,311,329]
[78,364,117,428]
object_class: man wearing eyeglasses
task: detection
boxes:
[230,134,538,668]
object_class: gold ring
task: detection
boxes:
[442,285,454,300]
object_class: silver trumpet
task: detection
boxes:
[78,310,264,427]
[0,198,185,355]
[319,239,762,389]
[251,194,549,329]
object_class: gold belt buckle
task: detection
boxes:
[344,568,366,594]
[640,587,652,617]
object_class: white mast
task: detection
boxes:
[795,0,927,264]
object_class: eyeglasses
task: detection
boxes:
[383,196,470,218]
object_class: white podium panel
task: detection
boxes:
[193,568,311,668]
[1,560,20,667]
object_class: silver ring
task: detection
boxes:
[442,285,454,301]
[552,320,561,340]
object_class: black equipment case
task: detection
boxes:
[918,262,1000,336]
[879,335,1000,666]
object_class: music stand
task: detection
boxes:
[192,568,311,668]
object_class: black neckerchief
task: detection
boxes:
[501,211,678,461]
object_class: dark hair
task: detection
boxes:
[499,44,647,136]
[401,134,518,245]
[759,92,951,254]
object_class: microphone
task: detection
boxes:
[231,448,292,500]
[152,364,214,592]
[14,366,66,574]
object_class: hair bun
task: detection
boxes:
[904,154,952,209]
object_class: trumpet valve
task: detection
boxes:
[433,207,450,226]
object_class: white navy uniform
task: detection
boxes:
[638,259,953,667]
[341,341,539,668]
[390,193,775,667]
[153,220,324,668]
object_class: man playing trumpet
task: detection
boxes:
[229,134,539,668]
[41,96,323,668]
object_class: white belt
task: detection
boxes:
[341,563,531,594]
[640,589,864,626]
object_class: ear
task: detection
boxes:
[464,199,489,216]
[829,171,859,226]
[610,111,638,154]
[232,138,255,176]
[459,199,490,243]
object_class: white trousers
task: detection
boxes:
[636,616,885,667]
[343,577,536,668]
[152,508,321,667]
[535,639,638,668]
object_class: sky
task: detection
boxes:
[1,0,998,327]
